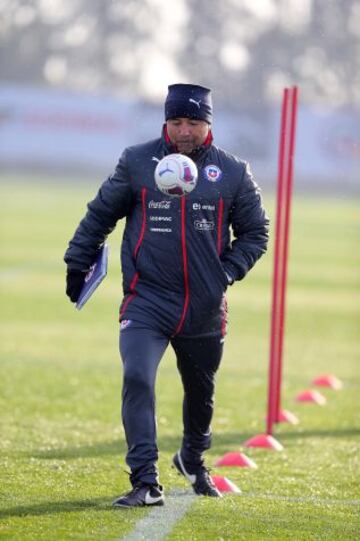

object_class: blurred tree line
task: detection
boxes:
[1,0,359,109]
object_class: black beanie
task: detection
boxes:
[165,83,213,124]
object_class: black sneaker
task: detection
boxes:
[112,483,164,508]
[172,451,222,497]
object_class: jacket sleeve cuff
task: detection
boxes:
[223,261,247,283]
[225,272,234,285]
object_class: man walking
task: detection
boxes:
[65,83,269,507]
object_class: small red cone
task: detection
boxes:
[312,374,343,390]
[211,475,241,493]
[244,434,284,451]
[296,389,327,405]
[277,409,299,425]
[215,452,257,468]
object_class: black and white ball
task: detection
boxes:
[154,153,198,197]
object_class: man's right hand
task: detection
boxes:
[66,269,86,303]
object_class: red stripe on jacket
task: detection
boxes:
[133,187,147,259]
[173,197,190,335]
[217,197,224,255]
[119,272,139,319]
[218,198,227,336]
[120,188,147,319]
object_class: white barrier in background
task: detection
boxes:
[0,85,358,188]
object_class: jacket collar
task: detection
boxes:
[161,124,213,162]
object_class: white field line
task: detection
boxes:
[120,488,359,541]
[120,489,195,541]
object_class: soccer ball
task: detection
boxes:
[154,153,198,197]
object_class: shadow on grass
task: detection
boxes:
[29,427,360,461]
[0,497,117,519]
[30,433,195,460]
[31,439,128,459]
[212,427,360,452]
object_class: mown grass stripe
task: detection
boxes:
[242,492,360,507]
[121,489,195,541]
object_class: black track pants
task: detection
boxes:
[119,322,224,485]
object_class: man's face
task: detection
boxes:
[166,118,210,155]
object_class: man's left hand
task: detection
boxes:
[66,269,86,302]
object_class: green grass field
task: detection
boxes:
[0,178,359,540]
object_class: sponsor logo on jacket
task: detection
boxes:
[192,202,215,211]
[149,216,172,222]
[194,219,215,231]
[148,200,171,209]
[150,227,172,233]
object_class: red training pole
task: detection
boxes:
[275,86,298,421]
[244,86,299,450]
[266,88,290,435]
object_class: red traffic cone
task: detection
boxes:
[312,374,343,390]
[296,389,327,405]
[277,409,299,424]
[244,434,284,451]
[211,475,241,493]
[215,452,257,468]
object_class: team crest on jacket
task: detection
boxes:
[120,319,132,330]
[204,164,222,182]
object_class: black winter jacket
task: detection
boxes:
[64,128,269,337]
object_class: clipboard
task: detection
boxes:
[76,243,109,310]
